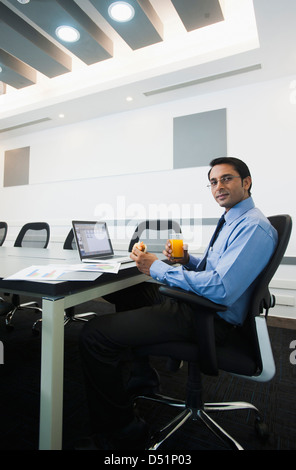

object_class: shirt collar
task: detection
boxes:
[224,197,255,225]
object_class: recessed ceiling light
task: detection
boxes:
[17,0,31,4]
[55,25,80,43]
[126,96,133,102]
[108,2,135,22]
[59,113,65,118]
[0,66,2,73]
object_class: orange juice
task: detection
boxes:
[169,238,183,258]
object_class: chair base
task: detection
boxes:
[31,311,97,334]
[5,302,41,330]
[63,311,97,326]
[136,393,267,450]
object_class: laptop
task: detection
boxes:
[72,220,132,264]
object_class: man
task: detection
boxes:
[78,157,278,449]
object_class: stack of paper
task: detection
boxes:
[5,263,121,281]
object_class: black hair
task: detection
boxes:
[208,157,252,196]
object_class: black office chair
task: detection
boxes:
[133,214,292,450]
[63,228,76,250]
[0,222,8,246]
[105,218,182,312]
[14,222,50,248]
[5,222,50,330]
[128,219,182,253]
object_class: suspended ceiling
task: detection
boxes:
[0,0,296,137]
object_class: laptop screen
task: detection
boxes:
[72,221,114,259]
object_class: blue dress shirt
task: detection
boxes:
[150,197,278,325]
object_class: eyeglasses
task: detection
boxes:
[207,175,241,189]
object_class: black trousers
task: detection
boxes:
[79,282,235,435]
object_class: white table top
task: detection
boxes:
[0,246,140,297]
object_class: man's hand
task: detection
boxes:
[130,247,158,275]
[163,241,189,265]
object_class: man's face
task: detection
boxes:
[208,163,252,212]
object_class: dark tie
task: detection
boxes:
[198,214,225,271]
[209,214,225,248]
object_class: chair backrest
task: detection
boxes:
[0,222,8,246]
[249,215,292,317]
[14,222,50,248]
[222,214,292,378]
[63,229,77,250]
[128,219,182,252]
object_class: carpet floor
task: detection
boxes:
[0,297,295,451]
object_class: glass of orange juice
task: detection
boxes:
[169,233,183,260]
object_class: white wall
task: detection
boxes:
[1,73,296,318]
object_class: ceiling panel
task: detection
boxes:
[0,48,36,88]
[0,0,225,90]
[0,2,72,80]
[171,0,224,31]
[6,0,113,65]
[89,0,164,50]
[1,0,295,138]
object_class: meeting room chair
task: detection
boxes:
[127,218,183,338]
[128,219,182,253]
[63,228,76,250]
[5,222,50,330]
[133,214,292,450]
[14,222,50,248]
[0,222,8,246]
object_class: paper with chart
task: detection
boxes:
[5,262,121,281]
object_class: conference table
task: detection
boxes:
[0,246,148,450]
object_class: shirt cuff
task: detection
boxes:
[150,260,171,282]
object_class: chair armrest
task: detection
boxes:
[159,286,227,312]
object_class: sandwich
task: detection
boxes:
[133,241,147,252]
